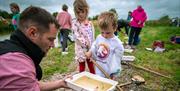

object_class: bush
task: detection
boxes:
[146,15,171,26]
[0,21,13,33]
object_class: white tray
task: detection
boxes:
[122,55,135,61]
[65,71,118,91]
[124,49,133,53]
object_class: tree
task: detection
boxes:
[109,8,118,17]
[158,15,171,26]
[0,9,12,19]
[93,15,99,20]
[52,12,58,18]
[159,15,170,21]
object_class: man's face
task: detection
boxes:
[35,24,57,53]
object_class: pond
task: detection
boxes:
[0,34,10,41]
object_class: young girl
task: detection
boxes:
[10,3,20,31]
[72,0,95,74]
[86,12,124,80]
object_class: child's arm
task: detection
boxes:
[86,39,97,60]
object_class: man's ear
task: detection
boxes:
[26,26,39,40]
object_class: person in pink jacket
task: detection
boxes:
[127,5,147,49]
[56,4,72,55]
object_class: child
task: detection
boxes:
[86,12,124,80]
[72,0,95,74]
[10,3,20,31]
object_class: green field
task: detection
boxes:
[40,24,180,90]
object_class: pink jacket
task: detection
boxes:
[0,52,40,91]
[130,6,147,28]
[56,11,72,29]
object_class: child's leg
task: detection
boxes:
[79,62,85,72]
[86,59,95,74]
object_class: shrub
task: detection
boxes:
[0,21,13,33]
[146,15,171,26]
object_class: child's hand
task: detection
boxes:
[85,51,92,59]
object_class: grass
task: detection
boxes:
[123,26,180,90]
[137,26,180,76]
[0,20,13,34]
[41,43,75,79]
[40,23,180,90]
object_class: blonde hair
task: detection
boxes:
[98,11,117,30]
[73,0,89,18]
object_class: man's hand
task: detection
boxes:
[39,74,73,91]
[61,74,73,88]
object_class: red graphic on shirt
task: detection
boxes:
[96,43,110,60]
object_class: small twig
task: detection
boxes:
[91,59,111,79]
[116,85,123,91]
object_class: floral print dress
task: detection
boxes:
[72,19,95,62]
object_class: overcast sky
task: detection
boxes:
[0,0,180,20]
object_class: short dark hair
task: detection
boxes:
[19,6,59,32]
[62,4,68,11]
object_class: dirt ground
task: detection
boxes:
[43,61,179,91]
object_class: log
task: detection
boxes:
[126,62,171,79]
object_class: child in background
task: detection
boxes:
[72,0,95,74]
[10,3,20,31]
[86,12,124,80]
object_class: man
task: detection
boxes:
[0,6,69,91]
[56,4,72,55]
